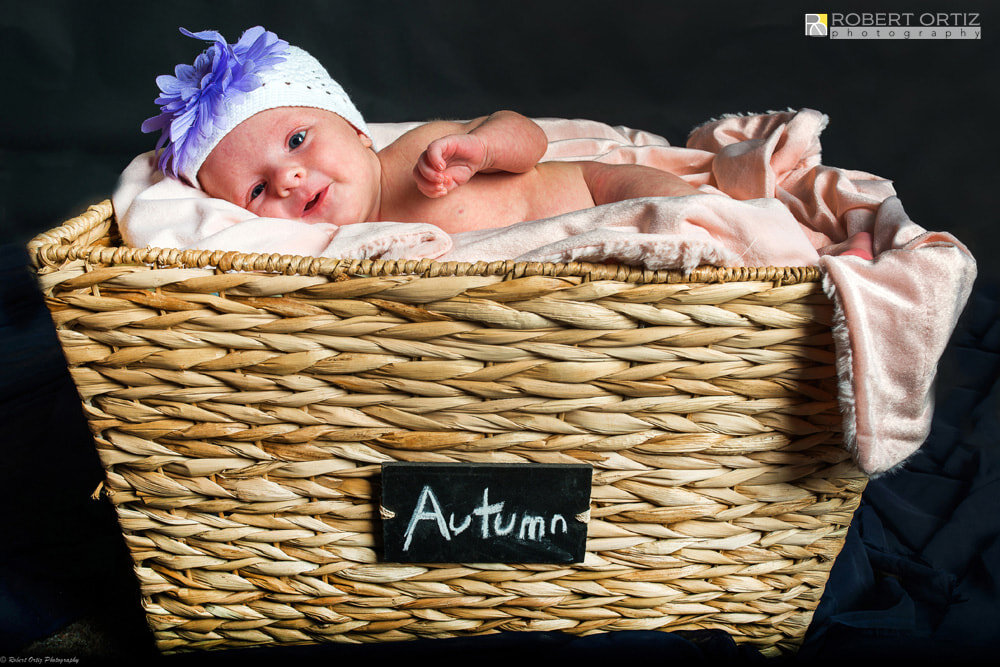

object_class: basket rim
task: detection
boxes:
[27,199,823,285]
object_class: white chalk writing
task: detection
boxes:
[403,484,451,550]
[401,485,569,550]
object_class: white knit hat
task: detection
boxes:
[142,27,370,188]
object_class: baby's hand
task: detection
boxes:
[414,133,489,198]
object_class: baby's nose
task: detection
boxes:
[275,166,305,195]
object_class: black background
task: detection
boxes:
[1,0,998,663]
[2,0,997,281]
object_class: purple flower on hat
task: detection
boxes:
[141,26,289,178]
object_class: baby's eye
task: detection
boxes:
[289,131,306,150]
[250,183,265,201]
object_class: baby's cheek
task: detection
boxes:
[258,200,296,221]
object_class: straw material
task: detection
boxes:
[28,201,866,656]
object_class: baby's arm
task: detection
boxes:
[579,162,700,203]
[414,110,547,198]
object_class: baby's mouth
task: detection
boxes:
[303,186,328,215]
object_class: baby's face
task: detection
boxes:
[199,107,381,225]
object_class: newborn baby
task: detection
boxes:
[143,27,698,236]
[143,27,873,259]
[199,108,699,234]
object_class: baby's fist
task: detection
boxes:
[414,133,489,198]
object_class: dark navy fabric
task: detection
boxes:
[798,283,1000,662]
[0,244,151,655]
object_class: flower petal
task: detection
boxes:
[141,113,168,134]
[180,27,226,44]
[234,26,265,52]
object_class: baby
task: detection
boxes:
[143,27,873,260]
[143,27,699,236]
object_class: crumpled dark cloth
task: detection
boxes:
[800,282,1000,661]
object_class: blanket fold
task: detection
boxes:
[112,110,976,475]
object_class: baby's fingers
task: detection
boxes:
[423,140,452,171]
[415,153,443,184]
[413,158,449,198]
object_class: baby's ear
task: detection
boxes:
[357,129,373,148]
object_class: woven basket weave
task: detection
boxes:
[28,200,867,657]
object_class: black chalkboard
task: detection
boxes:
[380,462,592,564]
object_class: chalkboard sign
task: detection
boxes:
[380,462,592,564]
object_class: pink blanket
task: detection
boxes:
[112,110,976,475]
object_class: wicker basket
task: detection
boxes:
[28,200,867,657]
